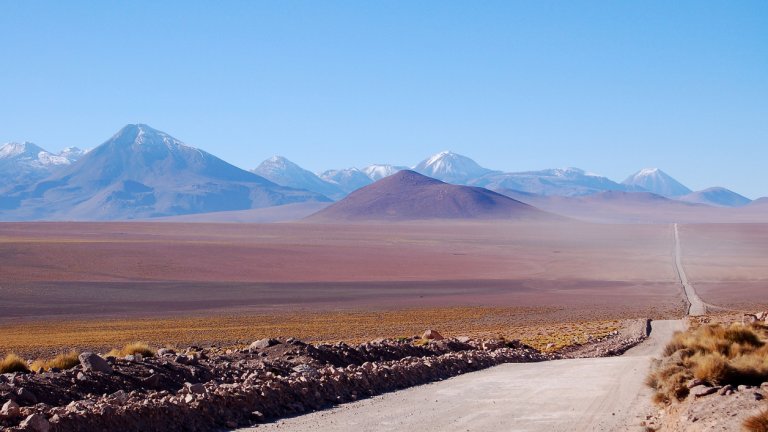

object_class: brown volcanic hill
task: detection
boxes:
[305,170,553,221]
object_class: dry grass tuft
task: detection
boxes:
[0,353,29,373]
[107,342,155,358]
[647,323,768,404]
[29,351,80,372]
[744,409,768,432]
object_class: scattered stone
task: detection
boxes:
[78,352,113,374]
[686,378,706,389]
[110,390,127,404]
[185,382,206,394]
[15,388,37,405]
[718,385,734,395]
[157,348,175,356]
[141,374,161,388]
[0,335,551,431]
[19,413,50,432]
[292,365,320,378]
[1,399,21,418]
[249,338,281,352]
[422,329,444,340]
[690,385,719,398]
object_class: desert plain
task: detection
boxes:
[3,219,756,358]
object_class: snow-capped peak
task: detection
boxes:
[423,150,456,166]
[255,155,306,177]
[0,141,44,159]
[362,164,407,181]
[413,151,494,184]
[622,168,692,197]
[635,167,660,177]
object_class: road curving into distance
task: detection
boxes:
[241,226,709,432]
[673,223,707,316]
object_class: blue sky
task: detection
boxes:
[1,1,766,197]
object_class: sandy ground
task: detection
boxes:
[246,320,684,432]
[677,223,768,310]
[0,221,683,325]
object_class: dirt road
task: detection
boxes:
[246,320,683,432]
[674,223,707,315]
[238,225,704,431]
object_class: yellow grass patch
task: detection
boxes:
[0,353,29,373]
[745,409,768,432]
[29,351,80,372]
[0,306,624,359]
[106,342,155,358]
[647,322,768,404]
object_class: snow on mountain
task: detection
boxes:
[471,167,631,197]
[413,151,496,184]
[252,156,345,200]
[319,168,374,193]
[0,124,329,220]
[622,168,692,197]
[362,164,408,181]
[677,187,752,208]
[58,147,86,161]
[0,142,84,192]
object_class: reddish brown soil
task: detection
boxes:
[678,223,768,309]
[0,221,685,325]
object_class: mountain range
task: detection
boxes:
[0,142,84,193]
[250,150,752,207]
[0,124,760,221]
[0,125,328,220]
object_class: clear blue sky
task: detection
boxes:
[1,1,766,197]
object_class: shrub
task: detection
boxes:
[647,323,768,403]
[107,342,155,358]
[744,409,768,432]
[0,353,29,373]
[30,351,80,372]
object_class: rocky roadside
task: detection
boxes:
[0,333,550,431]
[557,318,650,359]
[647,381,768,431]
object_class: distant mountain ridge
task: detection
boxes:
[0,129,761,221]
[0,141,84,193]
[0,124,329,220]
[362,164,408,181]
[471,167,635,197]
[622,168,692,197]
[253,156,345,199]
[413,151,497,184]
[678,187,751,207]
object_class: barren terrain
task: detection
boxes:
[677,224,768,310]
[0,221,685,356]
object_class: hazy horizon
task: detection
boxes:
[2,1,766,197]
